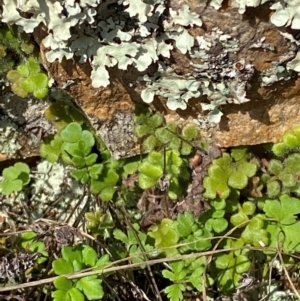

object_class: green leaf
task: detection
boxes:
[210,218,228,233]
[279,172,296,187]
[0,179,22,195]
[283,133,300,148]
[230,212,248,227]
[138,161,163,179]
[62,246,83,264]
[284,153,300,173]
[242,201,256,216]
[155,127,173,144]
[88,164,103,179]
[33,86,48,99]
[268,159,283,175]
[113,229,128,245]
[80,130,95,150]
[27,57,41,73]
[149,219,179,254]
[71,156,85,168]
[164,284,185,301]
[180,141,192,155]
[95,254,110,268]
[52,290,69,301]
[40,135,63,162]
[138,173,160,189]
[67,288,85,301]
[61,123,82,143]
[182,125,198,140]
[99,186,116,201]
[235,254,251,274]
[272,142,288,156]
[54,277,73,291]
[71,169,88,182]
[52,258,73,275]
[162,270,176,281]
[17,64,30,77]
[231,147,247,161]
[76,276,104,300]
[176,212,195,237]
[142,135,159,151]
[267,180,281,198]
[82,246,97,267]
[3,166,19,180]
[228,171,248,190]
[264,194,300,225]
[84,154,98,166]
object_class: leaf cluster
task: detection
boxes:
[261,153,300,198]
[7,56,49,99]
[52,245,110,301]
[0,162,30,195]
[41,122,119,201]
[203,147,258,199]
[134,110,204,154]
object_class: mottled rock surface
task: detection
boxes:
[32,1,300,158]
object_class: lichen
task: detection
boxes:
[0,116,21,158]
[30,160,84,222]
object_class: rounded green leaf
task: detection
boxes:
[0,179,23,195]
[138,161,163,179]
[142,135,159,151]
[211,218,228,233]
[3,166,19,180]
[149,113,163,128]
[230,212,248,227]
[235,254,251,274]
[228,171,248,190]
[60,123,82,143]
[26,57,41,73]
[70,169,87,182]
[68,288,85,301]
[80,130,95,150]
[231,148,247,161]
[155,128,172,144]
[267,180,281,198]
[17,64,30,77]
[279,172,296,188]
[54,276,73,291]
[268,159,283,175]
[182,125,198,140]
[242,201,256,216]
[76,276,104,300]
[180,141,192,155]
[272,142,288,156]
[138,173,158,189]
[33,87,48,99]
[177,212,195,237]
[22,78,34,92]
[283,133,300,148]
[248,216,264,230]
[237,161,257,178]
[51,290,69,301]
[284,153,300,173]
[203,176,230,199]
[135,124,151,137]
[52,258,73,275]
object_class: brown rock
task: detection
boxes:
[33,1,300,157]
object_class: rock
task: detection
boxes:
[33,1,300,158]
